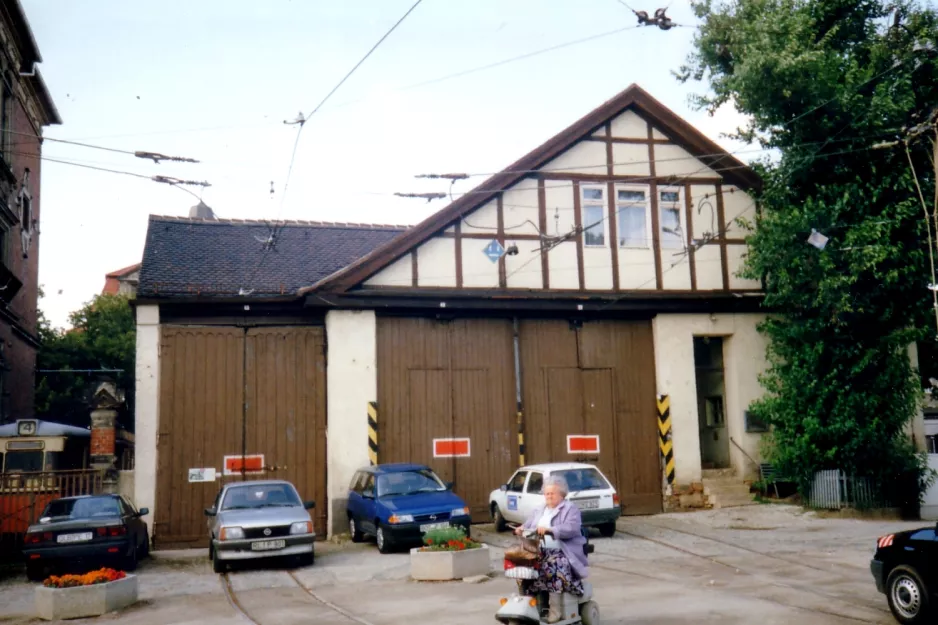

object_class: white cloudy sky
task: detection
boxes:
[22,0,753,328]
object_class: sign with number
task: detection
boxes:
[223,455,265,476]
[433,438,471,458]
[188,468,216,483]
[566,435,600,454]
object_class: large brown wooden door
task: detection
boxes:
[377,317,516,520]
[155,326,327,548]
[521,320,660,515]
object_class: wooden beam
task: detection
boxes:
[585,136,671,145]
[605,123,620,291]
[538,172,723,185]
[497,194,507,288]
[440,231,541,241]
[647,124,663,289]
[572,181,585,291]
[716,183,730,290]
[684,183,696,291]
[454,220,463,289]
[411,250,418,287]
[538,179,550,289]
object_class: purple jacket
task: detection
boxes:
[522,499,589,579]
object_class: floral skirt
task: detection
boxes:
[529,548,584,596]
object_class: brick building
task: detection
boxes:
[0,1,61,423]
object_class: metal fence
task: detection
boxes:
[808,469,880,509]
[0,469,104,561]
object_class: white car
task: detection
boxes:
[488,463,621,537]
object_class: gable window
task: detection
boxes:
[659,188,683,250]
[616,188,648,248]
[581,186,605,247]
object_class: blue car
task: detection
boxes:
[346,463,472,554]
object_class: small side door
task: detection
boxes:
[504,471,528,524]
[522,472,545,521]
[360,474,378,534]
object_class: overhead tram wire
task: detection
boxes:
[238,0,425,296]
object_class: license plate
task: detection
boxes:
[573,498,599,510]
[251,539,286,551]
[57,532,93,544]
[419,522,450,533]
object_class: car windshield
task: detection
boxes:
[43,497,120,520]
[555,468,610,493]
[376,469,445,497]
[221,484,301,510]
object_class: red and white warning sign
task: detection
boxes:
[433,438,471,458]
[223,454,265,476]
[566,435,600,454]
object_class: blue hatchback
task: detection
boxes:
[346,463,472,553]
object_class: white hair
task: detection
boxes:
[543,475,569,496]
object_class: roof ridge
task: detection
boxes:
[148,214,412,230]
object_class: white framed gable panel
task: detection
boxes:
[505,240,543,289]
[609,110,649,139]
[655,144,719,178]
[694,246,724,290]
[727,245,761,290]
[364,255,411,287]
[547,241,579,289]
[722,186,756,236]
[541,140,606,175]
[688,184,719,240]
[417,237,456,287]
[612,142,652,176]
[460,199,499,234]
[461,238,500,288]
[502,178,542,236]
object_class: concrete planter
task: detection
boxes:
[35,575,138,620]
[410,544,490,581]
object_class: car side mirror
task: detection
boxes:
[204,507,217,517]
[499,484,508,492]
[445,481,454,490]
[304,501,316,510]
[138,508,149,517]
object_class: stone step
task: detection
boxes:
[701,468,737,479]
[710,493,758,509]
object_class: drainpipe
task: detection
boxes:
[512,318,525,467]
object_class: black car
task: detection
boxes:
[21,494,150,581]
[870,524,937,624]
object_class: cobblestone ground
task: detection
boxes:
[0,505,917,625]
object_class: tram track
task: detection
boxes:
[220,569,377,625]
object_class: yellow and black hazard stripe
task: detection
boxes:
[367,401,378,466]
[517,411,525,467]
[657,394,674,484]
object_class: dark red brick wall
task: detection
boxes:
[1,82,45,421]
[90,425,116,457]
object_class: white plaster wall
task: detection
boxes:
[417,238,457,287]
[612,143,651,176]
[547,241,579,289]
[503,178,542,237]
[609,110,648,139]
[907,343,927,452]
[726,245,761,290]
[653,313,768,483]
[688,185,719,240]
[583,247,613,290]
[543,181,575,236]
[461,239,500,288]
[619,248,656,289]
[662,257,692,290]
[694,245,724,290]
[505,240,544,289]
[722,187,756,233]
[364,255,411,287]
[134,305,160,536]
[542,141,607,175]
[651,127,668,141]
[325,310,377,536]
[655,144,718,178]
[460,200,499,234]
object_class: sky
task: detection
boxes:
[21,0,753,328]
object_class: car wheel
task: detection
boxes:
[887,565,932,624]
[212,547,226,574]
[580,600,600,625]
[140,530,150,558]
[598,522,616,538]
[492,505,507,533]
[349,517,364,543]
[25,563,45,582]
[124,543,139,572]
[376,526,393,554]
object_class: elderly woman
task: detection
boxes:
[514,475,588,622]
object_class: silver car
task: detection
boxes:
[204,480,316,573]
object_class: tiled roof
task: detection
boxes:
[138,215,407,299]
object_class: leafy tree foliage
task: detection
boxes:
[680,0,938,506]
[35,291,135,430]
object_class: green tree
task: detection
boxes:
[35,292,135,430]
[679,0,938,507]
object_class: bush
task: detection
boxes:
[420,526,481,552]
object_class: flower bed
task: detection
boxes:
[411,527,489,581]
[35,568,137,621]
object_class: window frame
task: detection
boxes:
[614,185,651,249]
[658,186,684,251]
[526,472,544,495]
[507,470,528,493]
[580,185,607,248]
